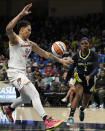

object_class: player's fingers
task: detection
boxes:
[24,3,32,10]
[66,59,74,64]
[69,59,74,64]
[24,5,30,10]
[28,11,32,14]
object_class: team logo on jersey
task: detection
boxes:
[25,48,30,54]
[17,78,22,86]
[22,48,31,58]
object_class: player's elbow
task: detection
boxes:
[6,25,12,33]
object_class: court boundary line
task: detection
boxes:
[1,129,105,131]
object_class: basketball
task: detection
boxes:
[51,41,67,57]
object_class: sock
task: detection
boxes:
[80,106,85,111]
[69,108,76,117]
[8,105,15,112]
[43,115,47,121]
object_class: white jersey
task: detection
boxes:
[8,36,32,70]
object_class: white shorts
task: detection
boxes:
[7,68,30,92]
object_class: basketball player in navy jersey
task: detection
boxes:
[65,37,98,126]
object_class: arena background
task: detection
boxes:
[0,0,104,16]
[0,0,105,130]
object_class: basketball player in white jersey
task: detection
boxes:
[0,3,73,130]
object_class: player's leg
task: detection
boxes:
[62,78,75,102]
[14,73,64,129]
[21,81,64,130]
[69,85,76,104]
[98,90,105,108]
[0,81,31,122]
[0,70,32,122]
[0,94,31,122]
[79,78,95,121]
[0,72,40,123]
[67,84,83,126]
[82,93,91,107]
[10,93,31,108]
[79,79,94,121]
[61,87,72,102]
[1,72,64,129]
[79,93,91,121]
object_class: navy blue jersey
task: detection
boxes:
[66,49,98,83]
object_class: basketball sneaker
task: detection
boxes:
[45,116,64,131]
[79,106,84,121]
[0,106,14,122]
[99,104,104,109]
[66,117,74,126]
[61,97,67,102]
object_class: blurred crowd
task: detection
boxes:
[0,13,105,107]
[1,13,105,55]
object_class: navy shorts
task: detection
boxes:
[75,77,96,94]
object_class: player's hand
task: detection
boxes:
[85,76,90,86]
[20,3,32,16]
[60,58,74,67]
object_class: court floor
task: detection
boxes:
[0,107,105,131]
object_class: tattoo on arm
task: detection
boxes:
[8,21,14,26]
[48,53,59,62]
[31,41,61,63]
[6,30,13,35]
[6,13,23,33]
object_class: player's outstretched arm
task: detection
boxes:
[6,3,32,45]
[31,41,73,67]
